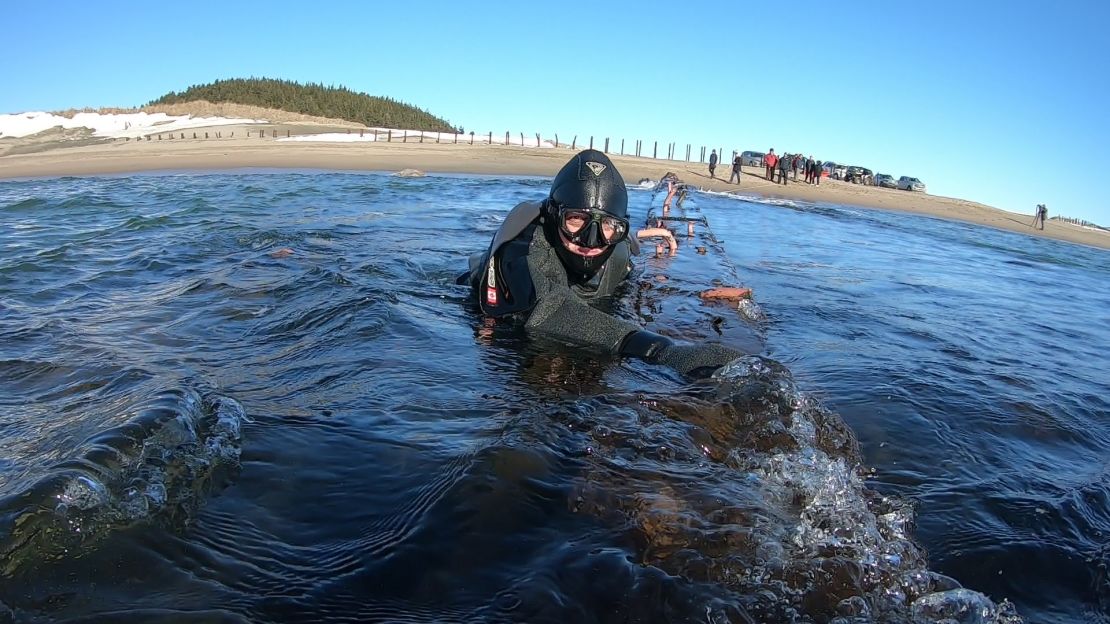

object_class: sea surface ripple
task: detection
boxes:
[0,171,1106,623]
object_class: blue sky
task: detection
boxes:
[3,0,1108,225]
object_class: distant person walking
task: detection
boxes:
[708,150,718,179]
[765,149,777,181]
[729,153,742,184]
[792,154,801,181]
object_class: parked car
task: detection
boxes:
[824,162,847,179]
[897,176,926,192]
[740,150,765,167]
[875,173,897,188]
[846,166,873,184]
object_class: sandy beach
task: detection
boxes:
[2,122,1107,250]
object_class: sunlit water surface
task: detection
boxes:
[0,171,1107,623]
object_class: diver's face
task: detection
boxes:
[560,230,608,257]
[557,209,627,257]
[564,212,619,242]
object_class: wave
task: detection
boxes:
[556,356,1022,622]
[0,388,244,577]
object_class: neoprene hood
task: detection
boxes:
[543,150,628,280]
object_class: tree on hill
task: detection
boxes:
[148,78,460,132]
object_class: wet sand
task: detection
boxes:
[1,126,1106,250]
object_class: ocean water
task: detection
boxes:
[0,171,1106,623]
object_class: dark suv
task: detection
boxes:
[845,166,872,185]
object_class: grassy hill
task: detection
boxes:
[147,78,460,132]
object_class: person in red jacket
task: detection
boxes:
[764,149,777,181]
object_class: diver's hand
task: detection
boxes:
[655,343,743,378]
[619,330,742,378]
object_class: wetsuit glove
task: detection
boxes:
[619,330,743,378]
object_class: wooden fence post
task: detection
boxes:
[653,141,657,159]
[572,136,577,150]
[686,144,691,161]
[520,132,524,146]
[404,131,407,143]
[621,139,625,155]
[455,133,458,144]
[589,136,593,149]
[505,131,509,145]
[555,133,559,147]
[388,130,392,142]
[488,131,492,144]
[420,132,424,143]
[604,138,609,153]
[535,132,540,146]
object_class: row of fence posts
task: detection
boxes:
[129,128,727,163]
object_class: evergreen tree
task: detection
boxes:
[148,78,460,132]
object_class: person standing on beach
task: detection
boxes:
[792,154,801,181]
[708,150,718,179]
[777,153,790,185]
[765,149,777,181]
[1033,204,1048,230]
[729,153,742,184]
[457,149,744,378]
[812,159,822,186]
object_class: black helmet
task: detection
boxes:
[542,149,629,280]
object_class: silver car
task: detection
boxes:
[875,173,897,188]
[897,176,926,192]
[741,151,765,167]
[824,162,847,179]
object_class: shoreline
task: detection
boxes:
[2,130,1107,250]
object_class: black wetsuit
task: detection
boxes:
[458,202,744,376]
[459,201,640,353]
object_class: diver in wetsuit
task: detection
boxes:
[458,149,742,377]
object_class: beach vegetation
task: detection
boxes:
[147,78,460,132]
